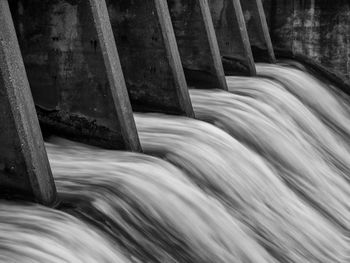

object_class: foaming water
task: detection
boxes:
[226,76,350,179]
[1,63,350,263]
[46,139,273,263]
[257,63,350,138]
[0,202,131,263]
[135,114,349,263]
[190,87,350,231]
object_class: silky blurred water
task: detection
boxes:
[1,64,350,263]
[257,63,350,138]
[190,88,350,231]
[0,202,132,263]
[48,140,275,263]
[135,113,349,263]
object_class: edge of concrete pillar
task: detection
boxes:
[88,0,142,152]
[231,0,257,75]
[209,0,257,76]
[107,0,194,117]
[199,0,228,90]
[0,0,57,205]
[154,0,195,117]
[255,0,275,62]
[240,0,276,63]
[167,0,228,90]
[11,0,142,151]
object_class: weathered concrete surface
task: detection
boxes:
[209,0,256,76]
[267,0,350,84]
[10,0,141,151]
[0,0,56,205]
[240,0,275,62]
[107,0,194,116]
[88,0,141,152]
[167,0,227,90]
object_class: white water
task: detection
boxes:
[135,113,349,263]
[257,63,350,137]
[226,76,350,179]
[0,202,131,263]
[1,64,350,263]
[47,140,274,263]
[190,87,350,231]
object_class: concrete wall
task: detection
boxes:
[1,0,56,205]
[9,0,141,150]
[240,0,275,62]
[209,0,256,76]
[266,0,350,82]
[167,0,227,90]
[107,0,194,116]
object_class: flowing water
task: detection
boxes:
[257,63,350,138]
[190,87,350,231]
[47,140,275,263]
[1,64,350,263]
[0,202,131,263]
[225,75,350,179]
[135,113,349,263]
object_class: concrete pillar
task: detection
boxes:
[10,0,142,151]
[209,0,256,76]
[107,0,195,117]
[240,0,276,62]
[0,0,56,205]
[88,0,141,152]
[167,0,228,90]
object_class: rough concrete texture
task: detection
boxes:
[107,0,194,116]
[0,0,56,205]
[167,0,227,90]
[266,0,350,83]
[209,0,256,76]
[88,0,141,152]
[240,0,275,62]
[9,0,141,151]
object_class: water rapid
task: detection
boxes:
[0,202,131,263]
[48,139,275,263]
[135,113,349,263]
[1,64,350,263]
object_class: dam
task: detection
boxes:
[0,0,349,262]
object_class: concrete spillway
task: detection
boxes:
[1,1,350,262]
[1,0,349,204]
